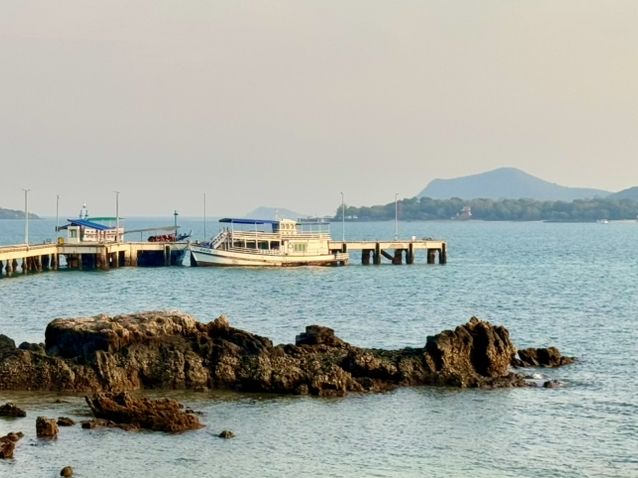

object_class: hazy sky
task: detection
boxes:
[1,1,637,217]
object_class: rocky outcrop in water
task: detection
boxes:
[0,402,26,417]
[36,416,59,438]
[0,311,573,395]
[85,392,203,433]
[513,347,575,368]
[0,432,23,459]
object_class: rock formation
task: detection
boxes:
[0,311,574,396]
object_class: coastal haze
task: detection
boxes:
[2,1,638,217]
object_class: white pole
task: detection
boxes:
[115,191,120,242]
[56,194,60,232]
[23,188,30,244]
[394,192,398,240]
[203,192,207,240]
[341,192,345,242]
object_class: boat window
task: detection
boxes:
[270,241,280,250]
[246,241,256,249]
[258,241,269,250]
[292,243,307,253]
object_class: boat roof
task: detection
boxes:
[63,219,115,230]
[219,218,280,225]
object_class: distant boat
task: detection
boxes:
[596,219,609,224]
[189,218,348,267]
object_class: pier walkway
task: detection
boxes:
[0,242,188,276]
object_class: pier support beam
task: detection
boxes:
[392,249,403,265]
[407,243,414,264]
[440,244,447,264]
[164,245,171,266]
[427,249,436,264]
[373,244,381,265]
[361,249,371,265]
[41,255,50,271]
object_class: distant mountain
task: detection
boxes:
[0,207,39,219]
[608,186,638,200]
[418,167,610,201]
[244,207,308,220]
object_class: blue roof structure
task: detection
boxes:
[64,219,114,231]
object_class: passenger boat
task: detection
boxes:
[189,218,348,267]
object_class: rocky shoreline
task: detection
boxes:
[0,311,574,396]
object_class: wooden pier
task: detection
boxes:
[329,239,447,265]
[0,242,189,277]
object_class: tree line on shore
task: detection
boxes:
[335,197,638,222]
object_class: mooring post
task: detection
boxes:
[407,243,414,264]
[440,244,447,264]
[427,249,436,264]
[373,243,381,265]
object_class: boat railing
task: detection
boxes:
[224,246,284,256]
[210,230,228,249]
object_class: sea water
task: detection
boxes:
[0,219,636,477]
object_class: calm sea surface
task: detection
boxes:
[0,218,637,477]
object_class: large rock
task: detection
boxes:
[85,392,204,433]
[0,311,574,395]
[36,416,59,438]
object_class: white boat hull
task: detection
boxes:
[190,246,348,267]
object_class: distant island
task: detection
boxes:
[336,167,638,222]
[419,167,610,201]
[0,207,39,220]
[337,197,638,222]
[244,206,308,220]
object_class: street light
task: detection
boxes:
[203,192,207,240]
[55,194,60,233]
[394,193,399,240]
[23,188,30,245]
[341,192,345,242]
[114,191,120,242]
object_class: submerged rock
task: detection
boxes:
[0,311,574,395]
[60,465,74,477]
[57,417,75,427]
[513,347,575,368]
[218,430,235,439]
[85,392,203,433]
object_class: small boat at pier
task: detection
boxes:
[189,218,348,267]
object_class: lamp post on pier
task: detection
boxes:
[23,188,30,245]
[394,193,399,240]
[55,194,60,233]
[114,191,120,242]
[341,192,345,242]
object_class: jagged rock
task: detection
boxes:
[514,347,575,368]
[57,417,75,426]
[19,342,45,354]
[36,416,59,438]
[423,316,523,387]
[85,392,203,433]
[60,465,74,477]
[218,430,235,439]
[0,311,574,395]
[0,402,26,417]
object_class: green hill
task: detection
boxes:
[0,207,39,219]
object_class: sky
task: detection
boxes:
[1,1,637,218]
